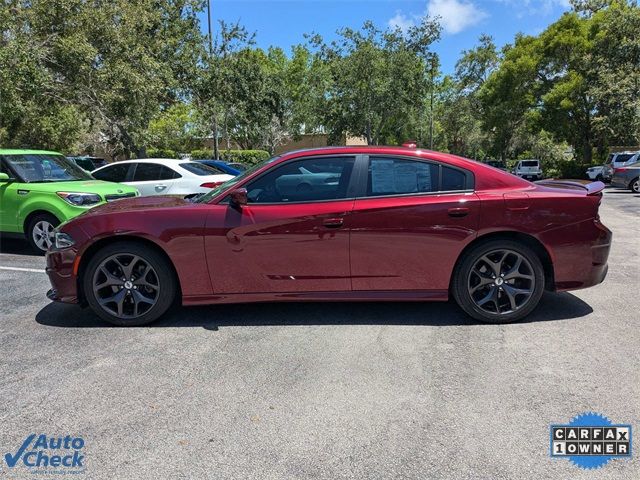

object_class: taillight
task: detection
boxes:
[200,181,224,188]
[614,168,627,173]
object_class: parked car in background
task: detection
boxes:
[611,160,640,193]
[91,158,234,197]
[195,159,241,176]
[66,156,108,173]
[226,162,248,172]
[602,151,638,182]
[513,159,543,180]
[484,160,507,171]
[586,165,605,181]
[0,149,138,253]
[47,146,611,327]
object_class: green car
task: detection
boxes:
[0,149,138,253]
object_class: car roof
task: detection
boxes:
[0,149,62,155]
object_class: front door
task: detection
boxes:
[205,155,357,294]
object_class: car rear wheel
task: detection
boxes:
[83,242,177,326]
[452,239,545,324]
[27,213,59,254]
[630,177,640,193]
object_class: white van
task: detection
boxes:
[514,159,543,181]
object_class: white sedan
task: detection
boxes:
[91,158,234,197]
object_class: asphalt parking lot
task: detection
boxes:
[1,188,638,479]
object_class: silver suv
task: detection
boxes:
[602,151,638,182]
[514,159,543,181]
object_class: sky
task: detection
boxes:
[199,0,572,74]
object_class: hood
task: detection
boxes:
[77,194,193,217]
[25,180,138,197]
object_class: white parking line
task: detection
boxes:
[0,266,45,273]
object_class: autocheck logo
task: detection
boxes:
[4,434,85,473]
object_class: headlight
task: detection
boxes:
[54,232,75,249]
[57,192,102,206]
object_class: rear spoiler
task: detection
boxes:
[535,179,605,196]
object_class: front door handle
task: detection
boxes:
[322,217,344,228]
[448,207,469,218]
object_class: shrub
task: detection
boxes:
[145,148,177,159]
[190,149,271,166]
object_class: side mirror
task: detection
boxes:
[0,172,14,182]
[229,188,248,207]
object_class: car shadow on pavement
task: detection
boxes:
[35,291,593,329]
[0,237,40,256]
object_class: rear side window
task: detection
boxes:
[441,166,467,191]
[180,162,223,176]
[93,163,130,182]
[132,163,180,181]
[367,157,439,196]
[614,154,634,164]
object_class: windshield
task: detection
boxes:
[4,154,92,182]
[192,155,280,203]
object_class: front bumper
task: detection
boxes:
[45,247,80,304]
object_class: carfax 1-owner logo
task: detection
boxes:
[3,434,86,474]
[550,412,632,470]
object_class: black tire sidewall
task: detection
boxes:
[452,239,545,324]
[27,213,59,254]
[83,242,176,326]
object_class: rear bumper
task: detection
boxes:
[611,176,629,189]
[45,248,80,304]
[542,220,612,292]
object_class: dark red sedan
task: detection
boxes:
[46,147,612,326]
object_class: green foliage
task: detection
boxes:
[309,19,441,145]
[0,0,204,158]
[147,103,201,154]
[145,148,178,159]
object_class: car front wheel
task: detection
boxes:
[27,213,60,254]
[83,242,177,326]
[452,239,545,324]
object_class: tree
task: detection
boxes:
[309,19,441,145]
[0,0,205,157]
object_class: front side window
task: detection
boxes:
[93,163,131,182]
[3,154,91,183]
[132,163,179,181]
[367,157,439,197]
[245,156,355,203]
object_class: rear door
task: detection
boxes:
[349,155,480,292]
[129,163,180,196]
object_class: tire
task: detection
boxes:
[83,241,177,326]
[630,177,640,194]
[451,239,545,324]
[595,174,603,182]
[26,213,60,254]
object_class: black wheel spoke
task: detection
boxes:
[468,249,535,316]
[93,253,159,319]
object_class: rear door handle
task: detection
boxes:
[322,217,344,228]
[155,184,167,191]
[448,207,469,218]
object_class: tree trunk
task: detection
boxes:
[212,116,219,160]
